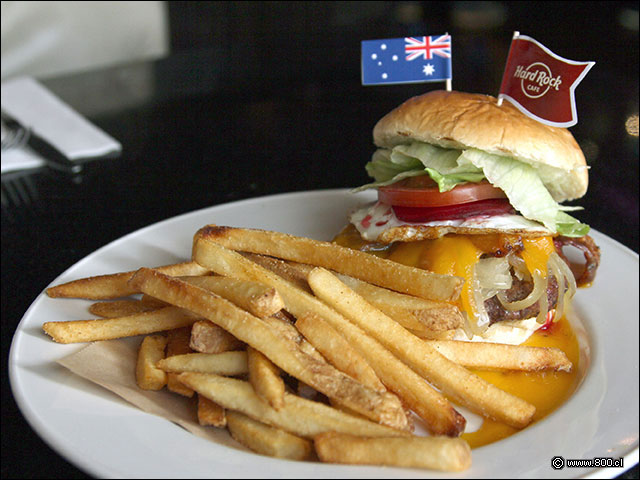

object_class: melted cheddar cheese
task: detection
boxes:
[407,236,482,329]
[521,236,556,276]
[462,316,580,447]
[333,225,581,448]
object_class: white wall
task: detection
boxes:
[1,1,169,80]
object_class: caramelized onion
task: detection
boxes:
[462,250,579,335]
[535,277,549,324]
[467,256,514,335]
[475,256,512,291]
[549,251,577,317]
[507,253,530,281]
[471,284,490,335]
[549,259,565,320]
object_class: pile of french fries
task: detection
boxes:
[43,225,573,472]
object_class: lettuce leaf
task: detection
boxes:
[358,149,425,189]
[394,143,484,192]
[354,143,484,192]
[555,211,591,237]
[354,141,590,237]
[460,149,589,236]
[424,167,486,192]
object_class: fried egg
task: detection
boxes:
[350,201,552,244]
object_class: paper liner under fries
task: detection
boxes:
[56,339,242,450]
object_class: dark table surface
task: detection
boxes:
[2,43,638,479]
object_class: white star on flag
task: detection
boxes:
[423,64,435,76]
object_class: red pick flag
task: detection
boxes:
[498,33,595,127]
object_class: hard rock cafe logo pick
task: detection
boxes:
[498,33,594,127]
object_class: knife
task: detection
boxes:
[1,110,83,174]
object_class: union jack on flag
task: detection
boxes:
[362,34,452,86]
[405,35,451,61]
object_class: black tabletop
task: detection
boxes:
[2,17,638,479]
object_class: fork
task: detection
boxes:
[1,111,83,174]
[1,119,31,151]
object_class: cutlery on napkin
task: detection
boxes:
[1,76,122,174]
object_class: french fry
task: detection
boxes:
[427,340,573,372]
[183,276,284,318]
[307,267,536,429]
[197,394,226,427]
[140,294,170,308]
[295,313,385,392]
[227,411,312,461]
[89,299,159,318]
[334,273,464,333]
[247,347,285,410]
[314,433,471,472]
[261,314,304,345]
[261,315,326,364]
[261,315,380,415]
[42,306,199,344]
[157,351,248,375]
[189,320,244,353]
[245,253,463,335]
[244,253,313,294]
[246,253,463,332]
[46,261,209,299]
[262,315,353,402]
[194,226,462,302]
[409,328,457,341]
[135,335,168,390]
[177,373,408,438]
[128,268,410,431]
[166,327,195,397]
[42,221,584,470]
[192,240,465,436]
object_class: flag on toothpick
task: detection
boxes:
[498,32,594,127]
[362,35,452,88]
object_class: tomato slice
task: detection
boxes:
[393,198,514,223]
[378,177,506,208]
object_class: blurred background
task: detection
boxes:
[3,1,637,245]
[2,1,638,478]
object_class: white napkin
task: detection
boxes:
[1,76,122,173]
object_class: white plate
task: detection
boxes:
[9,189,639,479]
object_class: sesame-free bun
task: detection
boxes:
[373,90,588,202]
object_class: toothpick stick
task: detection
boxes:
[497,31,520,107]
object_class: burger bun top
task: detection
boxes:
[373,90,588,202]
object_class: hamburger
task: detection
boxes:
[338,90,600,343]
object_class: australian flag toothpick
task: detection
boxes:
[362,35,452,87]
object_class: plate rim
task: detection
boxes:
[8,188,640,478]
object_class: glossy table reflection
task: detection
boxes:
[2,48,638,478]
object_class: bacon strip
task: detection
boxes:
[553,235,601,287]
